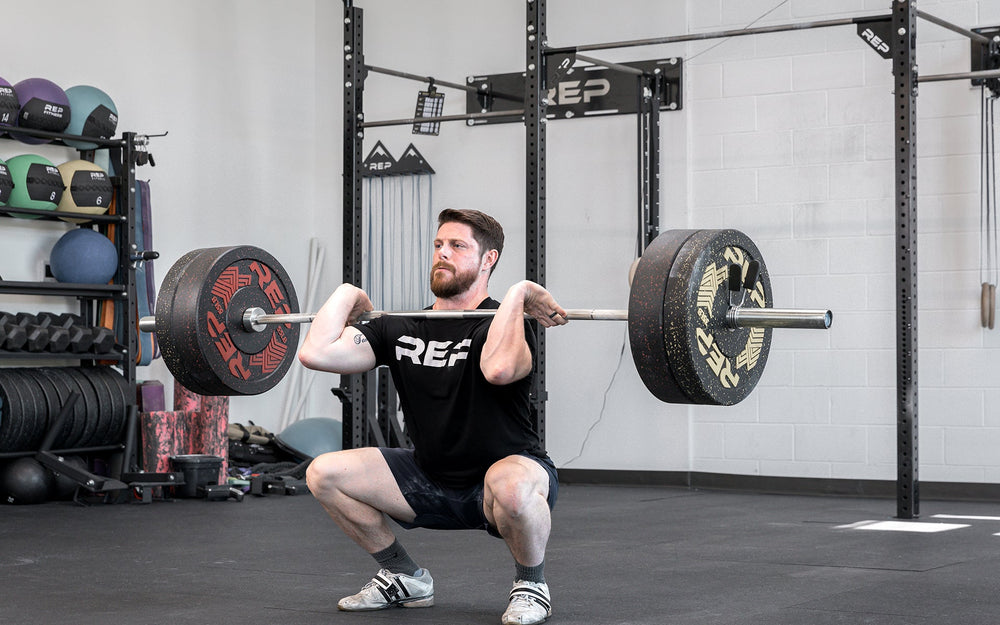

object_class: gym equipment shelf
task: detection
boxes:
[0,125,142,464]
[0,280,125,298]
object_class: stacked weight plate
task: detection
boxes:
[0,367,129,452]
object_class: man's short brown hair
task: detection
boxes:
[438,209,505,274]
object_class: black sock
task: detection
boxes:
[371,539,420,576]
[515,560,545,584]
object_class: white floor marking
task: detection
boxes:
[931,514,1000,522]
[836,520,969,533]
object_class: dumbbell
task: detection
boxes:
[86,327,116,354]
[35,313,115,353]
[9,313,50,352]
[0,322,28,351]
[36,312,92,353]
[35,312,86,329]
[11,312,74,353]
[0,312,25,350]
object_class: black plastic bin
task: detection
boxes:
[169,454,223,498]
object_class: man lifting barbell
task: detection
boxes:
[137,212,832,623]
[298,209,563,625]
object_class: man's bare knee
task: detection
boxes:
[486,461,546,518]
[307,451,349,498]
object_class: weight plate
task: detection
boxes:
[663,229,773,406]
[83,368,117,447]
[110,370,129,443]
[628,229,700,404]
[0,372,10,450]
[0,372,26,452]
[65,368,105,447]
[93,367,128,445]
[156,246,300,396]
[62,368,102,448]
[38,368,87,449]
[21,369,60,448]
[6,369,45,451]
[154,249,214,396]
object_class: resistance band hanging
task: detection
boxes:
[981,85,998,329]
[360,142,435,312]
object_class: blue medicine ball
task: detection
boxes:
[49,228,118,284]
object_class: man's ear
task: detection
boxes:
[481,249,499,273]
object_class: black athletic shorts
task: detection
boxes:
[379,447,558,538]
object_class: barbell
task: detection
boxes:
[139,229,832,405]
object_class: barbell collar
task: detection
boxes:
[727,307,832,330]
[138,316,157,333]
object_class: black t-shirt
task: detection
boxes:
[355,297,546,489]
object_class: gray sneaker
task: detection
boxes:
[501,580,551,625]
[337,568,434,611]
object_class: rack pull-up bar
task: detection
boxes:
[915,9,992,44]
[366,64,479,93]
[560,14,890,53]
[362,109,524,129]
[572,53,645,76]
[365,64,523,103]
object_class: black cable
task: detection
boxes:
[685,0,791,64]
[982,87,987,287]
[562,328,628,467]
[986,96,1000,287]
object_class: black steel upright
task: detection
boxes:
[637,73,662,251]
[342,2,368,449]
[893,0,919,519]
[121,133,137,391]
[525,0,548,443]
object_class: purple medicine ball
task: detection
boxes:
[14,78,71,144]
[0,77,19,126]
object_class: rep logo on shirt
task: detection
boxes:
[395,336,472,368]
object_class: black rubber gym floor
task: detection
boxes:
[3,483,1000,624]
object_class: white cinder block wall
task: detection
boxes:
[685,0,1000,484]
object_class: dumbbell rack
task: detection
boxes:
[0,125,139,468]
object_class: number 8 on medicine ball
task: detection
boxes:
[5,154,64,215]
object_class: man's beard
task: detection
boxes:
[430,262,479,298]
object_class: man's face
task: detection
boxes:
[430,221,485,298]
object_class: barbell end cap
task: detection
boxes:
[242,307,268,333]
[138,316,157,333]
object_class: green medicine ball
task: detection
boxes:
[5,154,64,216]
[0,158,13,206]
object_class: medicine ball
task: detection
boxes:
[64,85,118,150]
[275,418,343,461]
[0,159,13,206]
[49,228,118,284]
[1,457,54,505]
[0,76,19,126]
[13,78,70,144]
[56,159,113,222]
[5,154,64,214]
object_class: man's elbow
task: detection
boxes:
[481,360,527,386]
[297,345,323,371]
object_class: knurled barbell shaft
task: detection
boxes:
[137,306,831,334]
